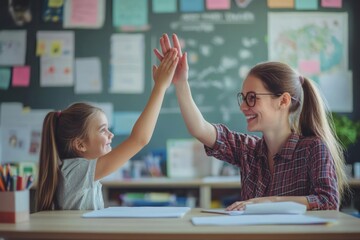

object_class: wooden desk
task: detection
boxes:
[1,209,359,240]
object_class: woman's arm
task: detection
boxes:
[226,196,310,211]
[95,49,179,180]
[155,33,217,147]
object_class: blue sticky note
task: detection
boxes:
[153,0,177,13]
[295,0,318,9]
[0,68,11,89]
[180,0,204,12]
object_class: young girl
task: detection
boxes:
[154,34,348,210]
[36,48,179,211]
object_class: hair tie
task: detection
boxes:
[56,111,62,118]
[299,75,304,85]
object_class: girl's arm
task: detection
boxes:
[155,34,217,148]
[95,49,179,180]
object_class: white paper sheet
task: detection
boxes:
[192,214,337,226]
[82,206,191,218]
[75,57,102,94]
[0,30,27,66]
[109,34,144,94]
[202,202,307,216]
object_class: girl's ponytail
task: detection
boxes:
[35,112,60,211]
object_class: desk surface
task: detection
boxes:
[0,209,359,240]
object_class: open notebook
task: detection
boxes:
[82,206,191,218]
[202,201,307,216]
[195,202,336,226]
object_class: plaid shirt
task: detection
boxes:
[205,124,339,210]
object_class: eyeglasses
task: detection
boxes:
[237,91,282,107]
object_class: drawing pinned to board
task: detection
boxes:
[268,12,351,112]
[36,31,74,87]
[0,103,51,163]
[7,0,32,26]
[42,0,64,23]
[0,30,27,66]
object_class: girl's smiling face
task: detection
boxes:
[80,112,114,159]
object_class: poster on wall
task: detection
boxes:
[36,31,74,87]
[268,12,352,112]
[0,30,26,66]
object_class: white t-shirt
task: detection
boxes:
[56,158,104,210]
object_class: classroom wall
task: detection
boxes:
[0,0,359,164]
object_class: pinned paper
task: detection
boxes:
[298,59,320,75]
[75,57,102,94]
[321,0,342,8]
[295,0,318,9]
[63,0,105,28]
[43,0,64,22]
[0,30,27,66]
[267,0,294,8]
[12,66,30,87]
[113,0,148,28]
[0,68,11,89]
[206,0,231,10]
[36,40,46,56]
[180,0,204,12]
[48,0,64,8]
[152,0,177,13]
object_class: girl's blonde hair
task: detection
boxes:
[35,102,102,211]
[248,61,348,201]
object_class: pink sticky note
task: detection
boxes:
[206,0,231,10]
[298,60,320,75]
[321,0,342,8]
[12,66,30,87]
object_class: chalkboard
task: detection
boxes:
[0,0,359,161]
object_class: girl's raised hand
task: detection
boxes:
[153,33,188,85]
[152,48,179,90]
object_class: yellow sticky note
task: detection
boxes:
[50,41,62,57]
[36,40,46,56]
[48,0,64,8]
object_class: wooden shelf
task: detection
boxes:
[101,177,360,209]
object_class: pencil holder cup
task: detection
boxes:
[0,190,30,223]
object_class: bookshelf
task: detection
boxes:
[101,177,360,209]
[101,176,241,209]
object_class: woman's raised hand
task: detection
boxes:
[153,33,188,85]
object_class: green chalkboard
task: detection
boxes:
[0,0,358,160]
